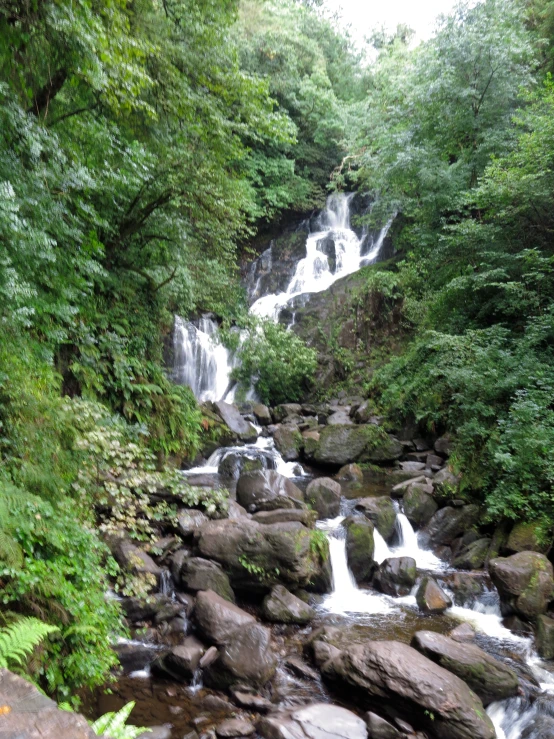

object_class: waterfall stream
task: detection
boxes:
[172,193,391,401]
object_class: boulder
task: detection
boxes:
[180,557,235,602]
[253,403,272,426]
[374,557,417,597]
[345,517,376,584]
[352,400,375,424]
[424,505,480,546]
[354,497,397,541]
[411,630,519,705]
[196,518,331,591]
[434,434,452,457]
[273,425,303,461]
[194,590,256,644]
[177,509,208,538]
[327,410,354,426]
[262,585,315,624]
[365,712,403,739]
[302,430,320,460]
[506,522,550,555]
[109,538,161,588]
[453,539,490,570]
[416,576,452,614]
[252,509,316,527]
[219,453,264,479]
[216,718,256,737]
[336,463,364,483]
[229,687,273,713]
[433,466,461,490]
[236,470,305,513]
[314,425,402,466]
[536,614,554,659]
[213,401,258,442]
[403,485,438,529]
[273,403,302,423]
[305,477,342,519]
[322,641,495,739]
[449,623,476,642]
[0,669,97,738]
[489,551,554,619]
[258,703,367,739]
[154,637,206,680]
[206,622,277,689]
[521,715,554,739]
[390,475,430,498]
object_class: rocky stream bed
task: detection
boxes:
[83,398,554,739]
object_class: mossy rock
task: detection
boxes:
[354,496,396,541]
[506,522,551,555]
[314,424,402,466]
[344,516,376,584]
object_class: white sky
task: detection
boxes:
[323,0,460,44]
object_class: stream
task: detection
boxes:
[97,194,554,738]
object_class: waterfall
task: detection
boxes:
[250,193,393,322]
[389,511,443,571]
[172,316,234,402]
[373,529,393,564]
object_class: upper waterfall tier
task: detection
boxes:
[249,192,393,322]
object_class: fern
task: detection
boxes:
[0,617,59,668]
[91,702,150,738]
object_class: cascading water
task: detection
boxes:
[250,193,393,322]
[172,316,233,402]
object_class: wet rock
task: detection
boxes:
[180,558,235,602]
[506,522,550,555]
[284,655,319,681]
[199,645,219,668]
[178,509,209,538]
[322,640,495,739]
[120,593,177,623]
[114,639,160,672]
[262,585,315,624]
[536,614,554,658]
[273,425,303,461]
[219,454,264,480]
[411,630,519,705]
[305,477,342,519]
[0,669,97,738]
[155,637,206,680]
[258,703,367,739]
[355,497,396,541]
[365,712,403,739]
[416,576,452,614]
[230,687,272,713]
[374,557,417,597]
[449,623,476,642]
[336,463,364,483]
[390,475,430,498]
[253,403,272,426]
[489,551,554,619]
[216,718,256,737]
[195,590,256,644]
[434,434,452,457]
[452,539,490,570]
[252,509,316,527]
[423,505,480,546]
[302,430,320,460]
[345,517,376,584]
[206,622,277,689]
[443,572,486,607]
[236,470,305,513]
[273,404,302,423]
[403,485,438,529]
[196,518,330,592]
[212,401,258,442]
[227,500,249,519]
[109,538,162,580]
[311,640,341,668]
[314,425,403,466]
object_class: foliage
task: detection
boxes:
[228,317,318,404]
[0,617,58,670]
[91,702,150,739]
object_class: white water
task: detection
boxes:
[184,435,305,479]
[250,193,393,321]
[172,316,233,402]
[371,511,443,570]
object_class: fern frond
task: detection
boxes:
[91,701,151,738]
[0,530,23,568]
[0,617,59,668]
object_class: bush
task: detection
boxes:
[228,318,317,405]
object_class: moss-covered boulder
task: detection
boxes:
[180,557,235,602]
[236,470,305,513]
[506,522,550,555]
[336,463,364,483]
[354,496,397,541]
[424,505,480,546]
[262,585,315,624]
[416,576,452,614]
[403,484,438,529]
[305,477,342,519]
[453,539,491,570]
[344,516,376,584]
[314,424,402,466]
[411,630,519,705]
[273,425,303,461]
[302,430,320,461]
[536,614,554,659]
[489,551,554,620]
